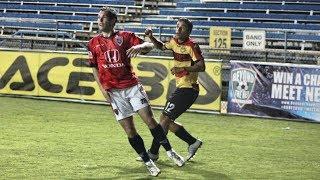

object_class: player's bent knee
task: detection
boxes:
[145,118,158,129]
[126,129,138,138]
[160,114,171,123]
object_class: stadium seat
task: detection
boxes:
[123,27,208,37]
[0,4,100,12]
[141,19,320,30]
[177,2,320,11]
[0,12,96,22]
[1,0,319,51]
[159,10,320,22]
[0,21,83,31]
[21,0,135,6]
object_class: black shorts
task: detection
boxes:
[163,87,199,120]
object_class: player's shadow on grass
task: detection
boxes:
[82,164,160,180]
[155,160,232,180]
[86,160,231,180]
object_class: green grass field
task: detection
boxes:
[0,96,319,179]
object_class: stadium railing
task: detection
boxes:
[0,0,146,35]
[13,0,135,6]
[0,1,144,22]
[1,0,319,61]
[0,12,96,22]
[0,29,87,50]
[0,19,83,31]
[201,0,320,4]
[158,10,320,24]
[177,1,320,11]
[141,19,320,30]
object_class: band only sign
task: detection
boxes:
[242,30,266,50]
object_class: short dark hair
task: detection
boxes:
[100,7,118,21]
[178,18,193,34]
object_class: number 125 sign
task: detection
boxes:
[209,26,231,53]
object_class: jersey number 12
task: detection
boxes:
[165,102,175,112]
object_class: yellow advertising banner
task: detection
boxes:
[0,51,222,111]
[0,51,105,100]
[209,26,231,53]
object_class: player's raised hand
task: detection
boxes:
[145,27,153,38]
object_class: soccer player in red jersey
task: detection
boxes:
[144,18,205,162]
[87,7,184,176]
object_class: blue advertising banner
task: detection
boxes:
[227,61,320,122]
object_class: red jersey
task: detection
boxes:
[87,31,143,90]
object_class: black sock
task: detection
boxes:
[175,126,197,146]
[128,134,150,163]
[150,124,172,152]
[149,138,161,155]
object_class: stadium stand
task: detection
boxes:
[135,0,320,53]
[177,1,320,11]
[9,0,135,6]
[0,30,86,50]
[141,19,320,30]
[158,11,320,24]
[0,0,319,63]
[0,20,82,31]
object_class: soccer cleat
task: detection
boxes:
[145,160,161,177]
[166,149,185,167]
[136,150,159,162]
[186,139,203,161]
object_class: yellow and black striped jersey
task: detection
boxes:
[165,37,204,88]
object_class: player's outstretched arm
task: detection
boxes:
[126,42,154,58]
[145,28,166,50]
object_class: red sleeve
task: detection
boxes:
[128,32,144,47]
[87,39,97,67]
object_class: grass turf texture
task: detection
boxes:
[0,96,319,179]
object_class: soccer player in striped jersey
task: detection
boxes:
[88,7,184,176]
[144,18,205,161]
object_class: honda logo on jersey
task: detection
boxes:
[104,49,120,63]
[102,49,124,69]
